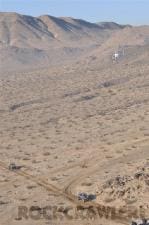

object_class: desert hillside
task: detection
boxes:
[0,12,131,71]
[0,12,129,48]
[0,12,149,225]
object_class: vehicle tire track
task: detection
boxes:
[64,137,149,195]
[50,137,149,176]
[0,160,76,203]
[63,138,149,223]
[0,160,130,224]
[0,136,148,225]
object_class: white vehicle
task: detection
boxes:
[112,46,125,62]
[112,52,119,62]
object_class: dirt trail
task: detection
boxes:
[0,135,148,225]
[63,137,149,194]
[49,137,149,175]
[0,160,131,224]
[63,137,149,223]
[1,146,149,224]
[0,161,76,203]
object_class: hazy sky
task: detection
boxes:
[0,0,148,25]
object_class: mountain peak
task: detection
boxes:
[97,21,131,29]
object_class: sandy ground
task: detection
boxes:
[0,51,149,225]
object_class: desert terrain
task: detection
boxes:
[0,13,149,225]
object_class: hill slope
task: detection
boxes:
[0,12,129,71]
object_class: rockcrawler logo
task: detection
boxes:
[17,205,147,221]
